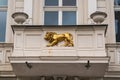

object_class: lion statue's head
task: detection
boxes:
[44,32,57,42]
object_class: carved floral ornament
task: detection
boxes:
[44,32,74,47]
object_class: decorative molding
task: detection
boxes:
[24,34,42,49]
[0,43,13,47]
[0,71,16,77]
[9,56,109,63]
[15,33,23,48]
[97,34,103,48]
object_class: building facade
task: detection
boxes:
[0,0,120,80]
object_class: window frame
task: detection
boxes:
[43,0,77,25]
[35,0,89,25]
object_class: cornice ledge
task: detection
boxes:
[0,43,13,47]
[106,43,120,48]
[9,56,109,63]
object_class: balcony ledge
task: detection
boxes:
[11,24,108,35]
[9,56,109,77]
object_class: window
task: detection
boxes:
[44,0,77,25]
[0,0,8,42]
[114,0,120,42]
[0,11,7,42]
[115,11,120,42]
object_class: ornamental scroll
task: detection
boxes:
[44,32,74,47]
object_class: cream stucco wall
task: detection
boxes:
[2,0,120,79]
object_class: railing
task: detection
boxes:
[0,43,13,64]
[0,43,14,77]
[106,43,120,65]
[105,43,120,77]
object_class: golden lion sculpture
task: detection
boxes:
[44,32,74,47]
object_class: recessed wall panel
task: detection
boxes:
[0,50,4,63]
[15,33,23,48]
[97,34,103,48]
[24,34,42,49]
[77,34,93,49]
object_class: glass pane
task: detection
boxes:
[115,11,120,42]
[44,11,58,25]
[114,0,120,6]
[63,0,76,6]
[0,0,8,6]
[0,11,7,42]
[62,11,76,25]
[45,0,58,6]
